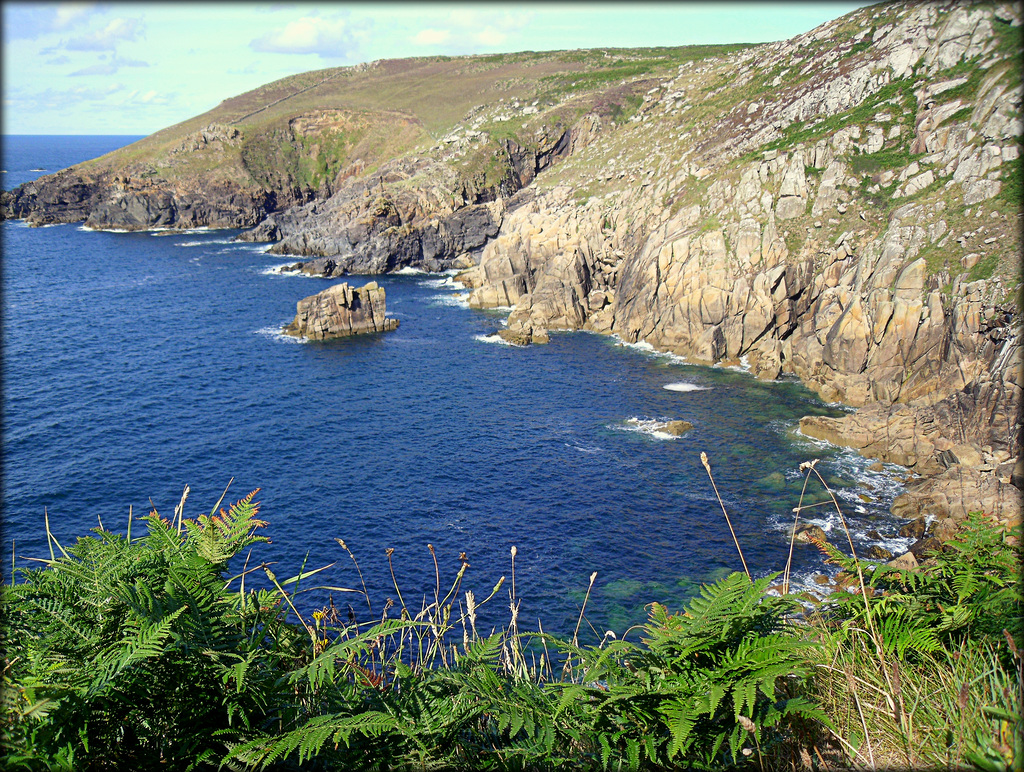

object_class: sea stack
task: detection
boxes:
[283,281,398,340]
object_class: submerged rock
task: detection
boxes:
[283,281,398,340]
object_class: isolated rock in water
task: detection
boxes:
[793,523,828,544]
[659,420,694,436]
[624,418,693,436]
[283,281,398,340]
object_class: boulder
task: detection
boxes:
[898,516,927,539]
[659,420,694,436]
[283,281,398,340]
[866,545,894,561]
[887,551,919,571]
[793,523,828,544]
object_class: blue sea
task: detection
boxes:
[2,135,913,637]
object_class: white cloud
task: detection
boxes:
[475,27,507,47]
[411,28,452,46]
[65,17,144,51]
[69,53,149,76]
[53,2,98,30]
[402,9,533,54]
[250,14,365,58]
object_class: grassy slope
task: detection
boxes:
[70,45,751,193]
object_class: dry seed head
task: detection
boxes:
[738,715,756,732]
[428,543,434,554]
[510,545,517,558]
[1004,628,1019,658]
[589,571,598,585]
[335,538,348,551]
[700,451,710,471]
[385,547,395,558]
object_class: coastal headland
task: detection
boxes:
[3,0,1021,556]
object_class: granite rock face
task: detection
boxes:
[245,127,580,275]
[453,0,1021,532]
[1,124,278,230]
[283,282,398,340]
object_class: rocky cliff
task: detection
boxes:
[3,2,1021,534]
[454,0,1023,530]
[283,281,398,340]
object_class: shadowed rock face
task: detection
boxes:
[283,282,398,340]
[0,169,277,230]
[243,127,577,275]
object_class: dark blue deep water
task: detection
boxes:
[2,136,912,637]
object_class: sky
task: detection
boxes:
[3,2,871,135]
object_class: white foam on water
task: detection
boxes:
[615,417,678,441]
[607,333,692,366]
[565,441,603,454]
[429,292,470,308]
[473,333,518,347]
[79,225,138,233]
[725,354,752,373]
[258,262,317,276]
[419,275,462,289]
[255,325,305,344]
[617,337,656,353]
[395,266,426,275]
[663,382,708,392]
[176,241,205,247]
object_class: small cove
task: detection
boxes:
[2,136,912,637]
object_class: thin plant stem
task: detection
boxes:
[175,484,190,536]
[44,508,55,562]
[428,543,440,609]
[700,452,750,580]
[385,547,407,614]
[784,460,817,594]
[336,538,371,612]
[208,478,233,519]
[810,466,903,731]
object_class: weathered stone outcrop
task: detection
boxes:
[247,124,584,275]
[2,174,276,230]
[283,281,398,340]
[458,0,1021,532]
[1,123,279,230]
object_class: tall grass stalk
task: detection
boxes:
[700,450,751,579]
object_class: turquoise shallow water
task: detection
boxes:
[2,136,912,637]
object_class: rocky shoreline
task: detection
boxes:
[2,2,1020,559]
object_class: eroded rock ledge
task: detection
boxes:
[283,282,398,340]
